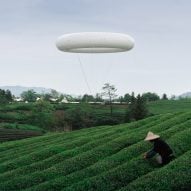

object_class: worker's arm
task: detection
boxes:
[144,149,157,159]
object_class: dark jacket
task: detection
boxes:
[146,138,174,164]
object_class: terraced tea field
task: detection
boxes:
[0,112,190,190]
[0,128,43,142]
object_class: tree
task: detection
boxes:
[134,94,148,120]
[123,93,132,103]
[64,104,94,130]
[142,92,160,102]
[50,89,59,99]
[29,100,54,130]
[125,92,136,122]
[42,93,52,101]
[52,110,66,131]
[95,93,103,102]
[0,89,13,104]
[21,89,38,102]
[82,94,95,102]
[125,93,148,122]
[101,83,117,115]
[5,90,13,102]
[162,93,168,100]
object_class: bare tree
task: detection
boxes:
[102,83,117,116]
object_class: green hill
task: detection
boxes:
[0,112,190,190]
[148,99,191,114]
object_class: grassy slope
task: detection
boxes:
[0,123,42,132]
[0,112,190,191]
[148,99,191,114]
[0,103,44,142]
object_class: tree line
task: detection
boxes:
[0,88,168,104]
[0,85,173,132]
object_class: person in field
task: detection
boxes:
[143,131,175,165]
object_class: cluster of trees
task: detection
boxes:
[0,89,13,104]
[25,101,95,131]
[119,92,168,103]
[28,84,148,131]
[17,87,169,104]
[20,89,65,102]
[76,92,168,103]
[125,93,149,122]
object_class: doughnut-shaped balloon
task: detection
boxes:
[56,32,134,53]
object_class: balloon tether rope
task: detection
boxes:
[77,54,92,94]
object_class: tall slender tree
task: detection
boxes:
[102,83,117,116]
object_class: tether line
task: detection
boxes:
[77,54,92,94]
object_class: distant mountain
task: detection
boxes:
[178,92,191,99]
[0,86,54,97]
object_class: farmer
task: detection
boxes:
[143,131,175,165]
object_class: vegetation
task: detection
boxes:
[0,123,42,131]
[0,89,13,104]
[0,128,43,142]
[0,112,190,190]
[21,89,38,102]
[28,100,54,130]
[142,92,160,102]
[1,98,191,132]
[101,83,117,115]
[125,93,149,122]
[148,99,191,114]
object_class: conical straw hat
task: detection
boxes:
[144,131,160,141]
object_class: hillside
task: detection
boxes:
[0,103,45,142]
[0,128,43,142]
[0,112,190,190]
[178,91,191,98]
[148,99,191,114]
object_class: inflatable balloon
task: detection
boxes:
[56,32,134,53]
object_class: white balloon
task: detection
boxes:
[56,32,135,53]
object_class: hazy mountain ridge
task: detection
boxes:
[178,92,191,98]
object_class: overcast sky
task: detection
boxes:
[0,0,191,97]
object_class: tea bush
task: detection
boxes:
[0,112,190,191]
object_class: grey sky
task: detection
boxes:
[0,0,191,97]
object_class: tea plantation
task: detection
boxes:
[0,112,190,190]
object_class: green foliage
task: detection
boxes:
[1,99,191,133]
[148,99,191,114]
[142,92,160,102]
[42,93,52,102]
[123,93,132,103]
[0,112,190,190]
[0,123,42,132]
[81,94,95,102]
[21,89,38,102]
[0,103,34,111]
[0,89,13,104]
[28,100,55,130]
[125,94,149,122]
[0,112,28,122]
[64,104,94,130]
[162,93,168,100]
[120,147,191,191]
[0,128,43,142]
[134,94,149,120]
